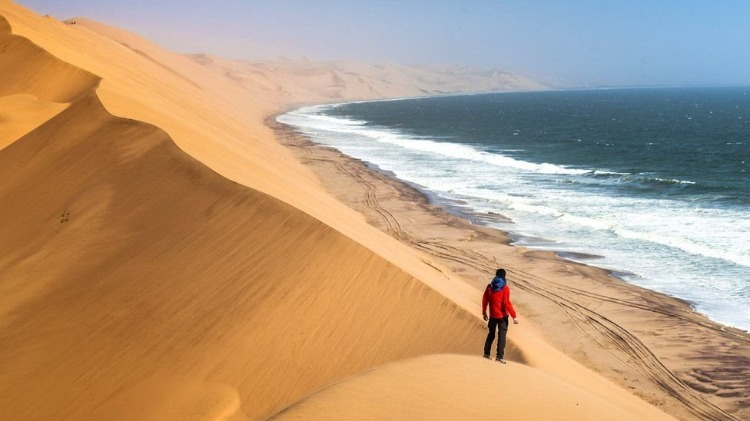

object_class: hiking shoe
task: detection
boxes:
[496,358,507,364]
[483,354,491,359]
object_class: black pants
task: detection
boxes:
[484,316,509,359]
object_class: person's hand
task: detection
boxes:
[483,314,488,321]
[513,318,519,324]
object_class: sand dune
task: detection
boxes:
[0,0,718,419]
[271,355,671,420]
[0,50,480,421]
[0,3,483,419]
[187,55,546,103]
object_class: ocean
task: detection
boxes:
[277,87,750,331]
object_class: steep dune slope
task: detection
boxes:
[0,6,484,420]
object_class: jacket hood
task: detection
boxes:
[490,276,506,291]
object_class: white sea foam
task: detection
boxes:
[281,109,593,176]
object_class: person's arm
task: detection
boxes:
[505,288,518,324]
[482,287,489,321]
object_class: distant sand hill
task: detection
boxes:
[0,1,678,420]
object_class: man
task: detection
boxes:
[482,268,518,363]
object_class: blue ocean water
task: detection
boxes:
[278,87,750,331]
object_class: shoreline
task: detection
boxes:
[268,112,750,420]
[358,160,653,290]
[345,151,652,290]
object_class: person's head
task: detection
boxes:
[496,268,506,278]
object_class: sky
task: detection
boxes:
[15,0,750,88]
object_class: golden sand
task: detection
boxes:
[1,1,747,419]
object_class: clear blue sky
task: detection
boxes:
[15,0,750,87]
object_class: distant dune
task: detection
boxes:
[187,54,547,102]
[0,1,689,419]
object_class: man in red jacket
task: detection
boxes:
[482,268,519,363]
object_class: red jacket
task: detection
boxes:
[482,284,517,319]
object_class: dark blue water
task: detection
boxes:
[278,87,750,330]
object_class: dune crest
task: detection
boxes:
[0,13,96,148]
[0,15,99,102]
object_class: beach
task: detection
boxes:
[1,1,748,419]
